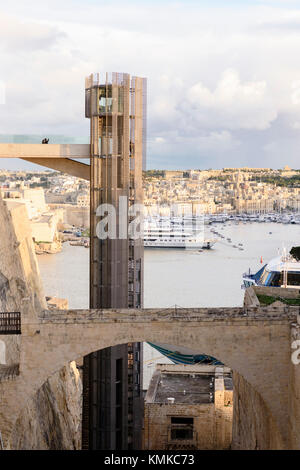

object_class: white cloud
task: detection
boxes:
[0,80,5,105]
[1,1,300,168]
[0,13,65,52]
[184,69,276,131]
[291,80,300,105]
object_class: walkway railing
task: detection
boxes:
[0,312,21,335]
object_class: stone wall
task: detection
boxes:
[48,203,89,229]
[0,193,82,449]
[288,320,300,449]
[232,371,284,449]
[254,286,300,299]
[144,365,233,450]
[144,402,216,450]
[10,362,82,450]
[0,199,46,366]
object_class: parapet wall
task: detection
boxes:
[254,286,300,299]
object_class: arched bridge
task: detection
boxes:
[0,304,298,449]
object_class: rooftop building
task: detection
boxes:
[144,364,233,450]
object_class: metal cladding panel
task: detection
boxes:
[142,78,147,172]
[87,72,146,311]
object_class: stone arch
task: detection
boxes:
[7,316,289,449]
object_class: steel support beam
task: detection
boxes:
[21,157,90,181]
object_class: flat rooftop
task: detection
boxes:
[153,372,214,405]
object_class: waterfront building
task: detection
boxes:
[83,72,147,450]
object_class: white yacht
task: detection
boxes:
[143,222,216,249]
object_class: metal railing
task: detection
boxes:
[0,312,21,335]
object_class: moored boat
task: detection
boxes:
[242,246,300,289]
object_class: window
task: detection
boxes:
[117,157,123,188]
[286,271,300,286]
[269,272,281,287]
[116,358,123,406]
[99,97,113,113]
[170,417,194,441]
[98,86,113,114]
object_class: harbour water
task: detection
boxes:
[37,221,300,387]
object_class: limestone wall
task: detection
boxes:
[144,365,233,450]
[0,193,82,449]
[288,321,300,449]
[0,198,46,366]
[48,203,89,229]
[232,371,284,449]
[10,362,82,450]
[254,286,300,300]
[144,402,216,450]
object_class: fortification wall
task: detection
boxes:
[0,194,82,449]
[232,371,284,449]
[48,204,89,228]
[9,362,82,450]
[0,198,46,365]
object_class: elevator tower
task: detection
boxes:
[82,72,147,449]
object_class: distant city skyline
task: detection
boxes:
[1,1,300,170]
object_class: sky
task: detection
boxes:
[1,0,300,169]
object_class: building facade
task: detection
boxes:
[82,72,147,450]
[144,364,233,450]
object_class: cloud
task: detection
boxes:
[184,69,277,131]
[0,80,5,105]
[1,1,300,169]
[0,13,66,52]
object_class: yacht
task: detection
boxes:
[144,220,217,250]
[242,247,300,289]
[144,225,216,249]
